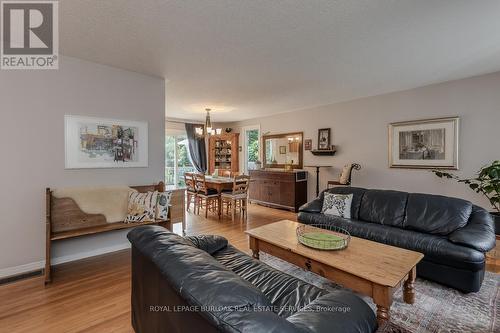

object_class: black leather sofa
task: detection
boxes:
[298,187,496,293]
[127,225,377,333]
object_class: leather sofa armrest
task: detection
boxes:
[286,290,377,333]
[448,206,496,253]
[185,235,228,254]
[299,197,323,213]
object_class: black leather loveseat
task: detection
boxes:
[298,187,496,293]
[128,225,377,333]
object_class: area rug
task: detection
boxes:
[260,253,500,333]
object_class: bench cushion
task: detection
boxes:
[52,186,134,222]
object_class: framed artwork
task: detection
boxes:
[279,146,287,154]
[304,139,312,151]
[65,115,149,169]
[317,128,331,150]
[389,117,459,169]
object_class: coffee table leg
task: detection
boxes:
[373,285,393,326]
[376,305,390,325]
[403,266,416,304]
[249,237,259,259]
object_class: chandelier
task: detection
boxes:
[195,108,217,137]
[205,108,212,135]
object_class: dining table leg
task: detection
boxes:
[218,193,222,219]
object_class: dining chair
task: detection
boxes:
[184,172,197,212]
[194,173,220,218]
[221,175,250,221]
[327,163,361,188]
[217,169,232,177]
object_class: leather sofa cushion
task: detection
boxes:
[326,187,366,220]
[213,245,328,318]
[213,245,377,332]
[298,212,485,271]
[448,205,496,252]
[127,226,273,313]
[359,189,408,227]
[405,193,472,235]
[287,291,377,333]
[185,234,228,254]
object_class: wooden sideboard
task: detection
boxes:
[249,170,308,212]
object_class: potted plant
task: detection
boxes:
[432,160,500,235]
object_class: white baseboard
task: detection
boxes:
[0,261,45,279]
[0,242,131,279]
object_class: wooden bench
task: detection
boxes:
[45,181,184,283]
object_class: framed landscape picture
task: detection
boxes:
[389,117,459,169]
[65,115,148,169]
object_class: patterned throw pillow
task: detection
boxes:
[156,191,172,220]
[125,191,158,223]
[321,193,353,218]
[339,164,352,184]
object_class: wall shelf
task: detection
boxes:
[310,147,336,156]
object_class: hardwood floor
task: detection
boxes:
[0,203,498,332]
[0,204,296,333]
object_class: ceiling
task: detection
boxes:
[60,0,500,122]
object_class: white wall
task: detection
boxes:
[0,56,165,277]
[229,72,500,210]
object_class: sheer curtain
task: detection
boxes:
[184,123,207,173]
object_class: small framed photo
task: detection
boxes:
[279,146,287,154]
[304,139,312,151]
[317,128,331,150]
[389,117,459,169]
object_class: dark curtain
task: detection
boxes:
[185,123,207,173]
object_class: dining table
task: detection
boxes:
[204,176,234,217]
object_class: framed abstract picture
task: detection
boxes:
[389,117,459,169]
[64,115,149,169]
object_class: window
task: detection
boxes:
[241,125,260,174]
[166,133,195,186]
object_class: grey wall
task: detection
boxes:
[0,56,165,276]
[230,72,500,210]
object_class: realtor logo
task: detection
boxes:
[1,0,58,69]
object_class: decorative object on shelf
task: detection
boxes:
[304,139,312,151]
[432,160,500,235]
[317,128,331,150]
[64,115,148,169]
[311,146,336,156]
[389,117,459,169]
[225,127,232,133]
[296,224,351,250]
[305,165,332,197]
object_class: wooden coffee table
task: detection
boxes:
[246,220,424,325]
